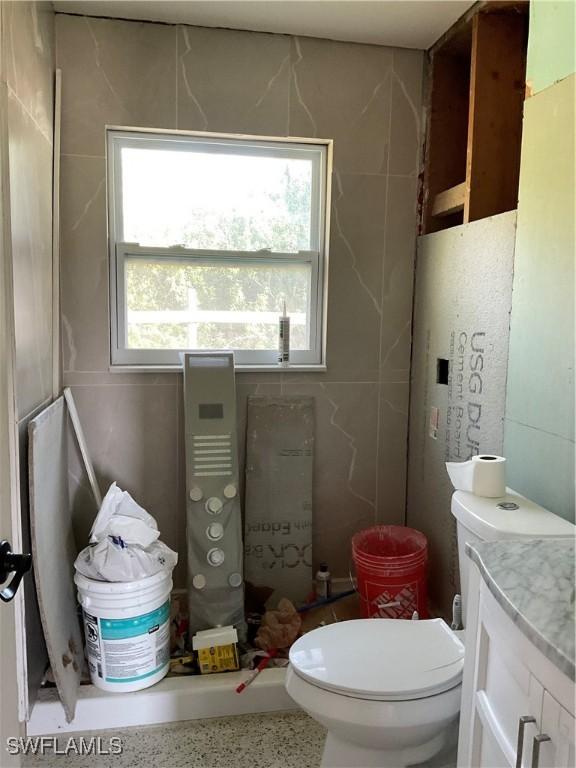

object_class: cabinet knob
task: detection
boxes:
[531,733,551,768]
[516,716,536,768]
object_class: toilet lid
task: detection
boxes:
[289,618,464,701]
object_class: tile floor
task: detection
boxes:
[23,709,457,768]
[23,711,325,768]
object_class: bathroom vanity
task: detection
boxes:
[458,538,575,768]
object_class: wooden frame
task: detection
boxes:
[421,2,528,234]
[465,11,527,223]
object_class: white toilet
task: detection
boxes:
[286,489,575,768]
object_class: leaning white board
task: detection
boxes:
[64,387,102,509]
[29,397,83,722]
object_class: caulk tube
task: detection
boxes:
[278,300,290,367]
[446,455,506,498]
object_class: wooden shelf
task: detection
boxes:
[432,182,466,217]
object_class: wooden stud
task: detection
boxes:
[464,11,528,223]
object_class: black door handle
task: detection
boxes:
[0,540,32,603]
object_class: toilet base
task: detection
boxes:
[320,731,447,768]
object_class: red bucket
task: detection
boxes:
[352,525,428,619]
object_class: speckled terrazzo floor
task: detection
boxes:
[22,710,457,768]
[22,711,325,768]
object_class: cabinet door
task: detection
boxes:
[539,690,576,768]
[477,711,513,768]
[468,642,544,766]
[558,706,576,767]
[464,582,546,767]
[473,609,544,764]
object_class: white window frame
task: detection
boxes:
[107,128,332,370]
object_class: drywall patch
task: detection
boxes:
[407,211,516,617]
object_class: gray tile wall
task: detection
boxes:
[56,14,424,586]
[1,0,55,712]
[4,1,54,419]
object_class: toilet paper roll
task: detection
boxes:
[446,455,506,498]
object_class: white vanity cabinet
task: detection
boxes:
[540,691,576,767]
[458,563,575,768]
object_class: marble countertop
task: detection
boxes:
[466,538,575,680]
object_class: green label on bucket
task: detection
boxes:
[100,602,170,640]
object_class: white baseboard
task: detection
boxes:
[27,668,295,736]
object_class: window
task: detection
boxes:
[107,129,331,368]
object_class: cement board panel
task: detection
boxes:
[407,211,516,617]
[244,396,314,608]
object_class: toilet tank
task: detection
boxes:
[451,488,575,623]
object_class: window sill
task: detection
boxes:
[109,364,328,374]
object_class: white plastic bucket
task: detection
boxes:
[74,570,173,693]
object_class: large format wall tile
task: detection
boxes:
[4,0,54,141]
[380,175,419,383]
[69,383,184,585]
[68,415,100,550]
[377,382,409,525]
[388,49,425,178]
[289,36,393,174]
[8,93,53,419]
[3,0,55,715]
[56,14,177,157]
[324,172,388,381]
[60,155,109,372]
[177,26,290,135]
[55,15,425,578]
